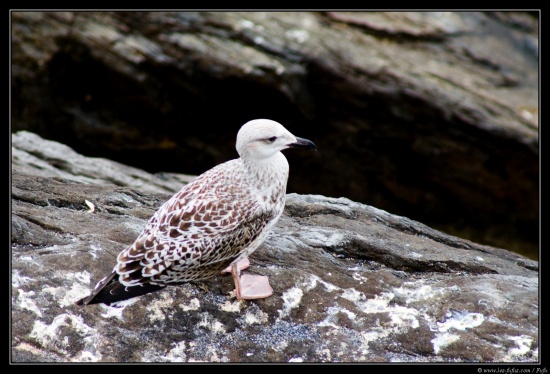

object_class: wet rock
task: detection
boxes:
[11,133,538,362]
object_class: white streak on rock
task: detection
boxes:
[431,332,460,355]
[278,287,304,319]
[17,290,42,317]
[179,297,200,312]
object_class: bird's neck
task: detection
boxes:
[242,152,290,197]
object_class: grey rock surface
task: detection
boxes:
[12,130,194,195]
[10,11,539,258]
[11,132,538,363]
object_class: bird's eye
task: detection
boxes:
[265,136,277,143]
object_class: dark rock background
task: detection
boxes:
[11,11,539,259]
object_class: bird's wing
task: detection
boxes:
[114,180,274,286]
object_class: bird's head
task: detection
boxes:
[236,119,316,160]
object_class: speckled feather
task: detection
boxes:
[76,119,316,306]
[116,157,286,286]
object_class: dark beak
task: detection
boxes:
[288,136,317,151]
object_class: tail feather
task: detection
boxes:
[75,271,165,306]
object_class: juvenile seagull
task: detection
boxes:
[76,119,316,306]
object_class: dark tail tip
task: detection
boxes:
[75,297,86,306]
[76,280,165,306]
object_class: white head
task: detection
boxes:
[236,119,316,160]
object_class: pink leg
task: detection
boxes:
[222,257,250,274]
[230,261,273,300]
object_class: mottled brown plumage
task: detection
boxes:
[76,119,316,306]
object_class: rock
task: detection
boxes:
[10,11,539,258]
[11,133,538,362]
[12,130,194,195]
